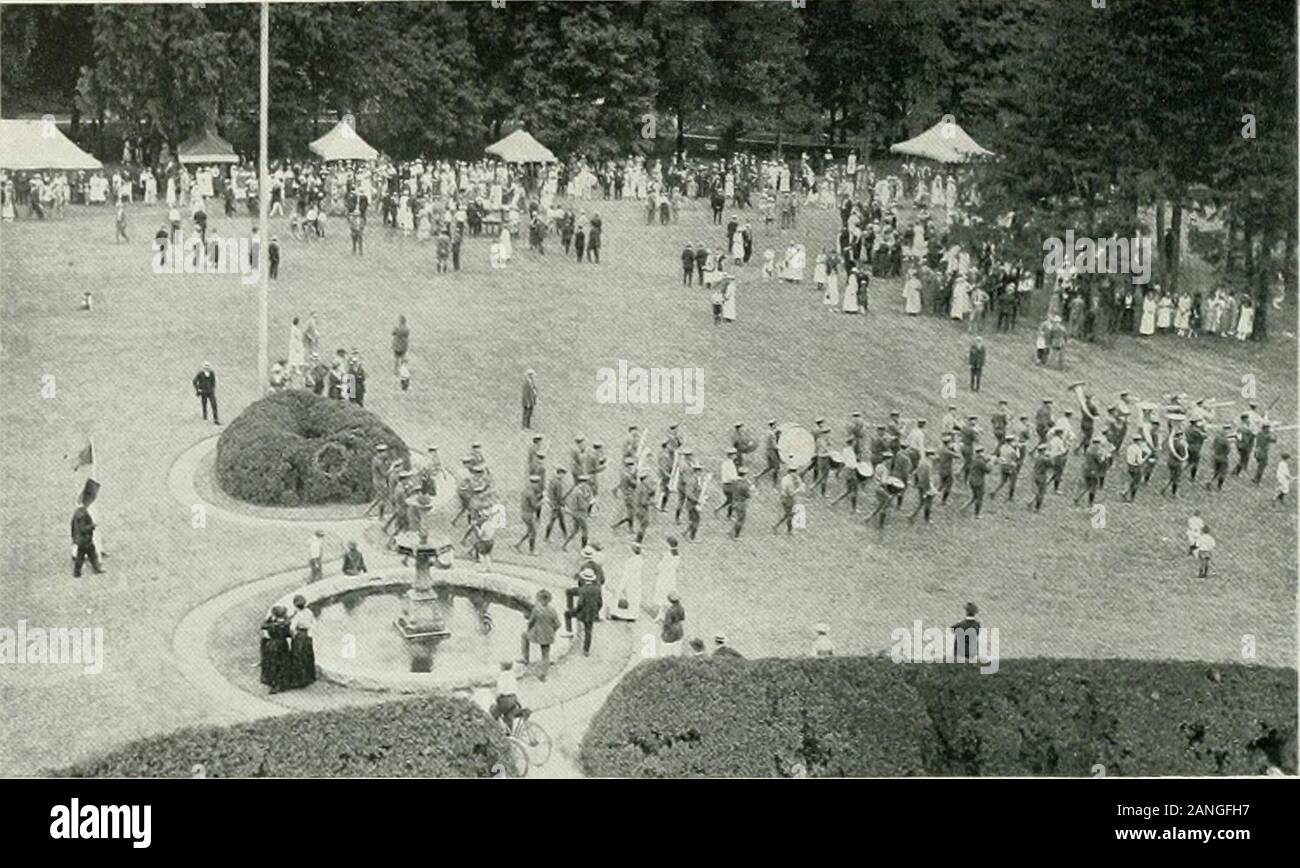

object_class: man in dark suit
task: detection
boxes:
[521,369,539,430]
[968,337,986,392]
[71,502,104,577]
[193,362,218,424]
[563,568,602,656]
[951,602,981,663]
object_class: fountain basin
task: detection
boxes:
[271,568,570,693]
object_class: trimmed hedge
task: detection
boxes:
[59,694,510,778]
[581,658,1297,777]
[580,657,933,777]
[215,390,408,506]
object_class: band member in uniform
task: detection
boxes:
[1185,419,1206,481]
[848,412,867,461]
[991,401,1009,443]
[889,445,912,508]
[686,464,706,540]
[584,441,607,496]
[657,440,675,511]
[1253,422,1275,484]
[959,415,980,482]
[960,445,991,516]
[867,424,888,465]
[831,446,864,512]
[810,419,832,495]
[570,435,589,482]
[936,434,957,504]
[1233,413,1255,476]
[1207,425,1232,491]
[562,474,594,551]
[1162,428,1188,496]
[907,449,938,523]
[1073,436,1106,506]
[611,457,637,531]
[672,447,693,522]
[513,474,544,554]
[715,447,739,516]
[1030,444,1052,511]
[633,470,657,542]
[621,425,640,464]
[544,467,569,541]
[1047,429,1069,492]
[990,436,1021,501]
[1122,434,1148,502]
[774,467,804,533]
[730,468,752,539]
[1034,399,1054,443]
[863,454,896,529]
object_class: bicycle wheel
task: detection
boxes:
[518,720,552,767]
[504,737,529,778]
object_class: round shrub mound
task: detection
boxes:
[58,694,510,778]
[581,657,1297,777]
[215,390,408,506]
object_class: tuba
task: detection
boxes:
[1069,381,1098,420]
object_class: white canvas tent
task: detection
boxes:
[177,127,240,165]
[485,130,556,164]
[889,120,993,164]
[309,121,378,162]
[0,119,102,170]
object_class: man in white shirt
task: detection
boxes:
[1122,435,1149,502]
[714,447,739,517]
[490,661,522,731]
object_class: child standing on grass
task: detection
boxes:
[710,284,725,325]
[1185,510,1203,555]
[1194,526,1216,577]
[399,360,411,392]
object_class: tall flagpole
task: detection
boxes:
[256,0,270,392]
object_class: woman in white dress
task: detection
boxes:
[842,270,860,314]
[606,544,643,621]
[1156,292,1174,332]
[903,270,922,315]
[730,228,745,264]
[166,174,177,208]
[1235,299,1255,341]
[789,244,806,283]
[722,278,737,322]
[397,194,413,236]
[288,317,306,378]
[823,261,840,308]
[813,252,827,289]
[1138,291,1157,336]
[950,275,971,321]
[1174,292,1193,336]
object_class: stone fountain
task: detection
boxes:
[393,493,455,644]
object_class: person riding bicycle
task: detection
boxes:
[489,660,525,731]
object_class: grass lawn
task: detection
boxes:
[1,194,1295,775]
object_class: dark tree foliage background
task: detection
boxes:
[2,0,1296,317]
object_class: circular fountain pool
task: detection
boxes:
[272,568,568,693]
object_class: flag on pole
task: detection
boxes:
[72,439,95,473]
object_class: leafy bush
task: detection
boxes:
[59,694,509,778]
[580,657,932,777]
[582,658,1297,777]
[215,390,408,505]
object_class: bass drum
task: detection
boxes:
[777,424,816,471]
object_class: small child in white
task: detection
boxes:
[1194,526,1216,577]
[1275,452,1295,505]
[762,249,775,281]
[398,360,411,392]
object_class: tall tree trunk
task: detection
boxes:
[1155,199,1166,287]
[675,108,685,159]
[1169,201,1183,295]
[1254,224,1275,340]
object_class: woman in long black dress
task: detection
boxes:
[259,605,292,693]
[288,594,317,689]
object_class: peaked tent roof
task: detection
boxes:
[309,121,378,162]
[0,119,102,170]
[889,120,993,164]
[485,130,557,164]
[177,127,240,164]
